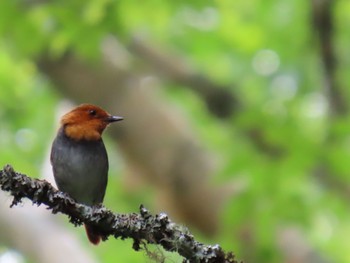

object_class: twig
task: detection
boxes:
[0,164,238,263]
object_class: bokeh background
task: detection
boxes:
[0,0,349,262]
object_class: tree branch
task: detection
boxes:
[0,165,238,263]
[129,36,241,119]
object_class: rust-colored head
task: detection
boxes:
[61,104,123,141]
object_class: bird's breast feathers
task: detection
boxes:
[51,128,108,205]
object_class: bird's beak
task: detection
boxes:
[106,115,123,123]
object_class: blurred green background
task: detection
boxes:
[0,0,350,262]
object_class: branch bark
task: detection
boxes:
[0,165,238,263]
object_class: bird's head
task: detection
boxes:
[61,104,123,141]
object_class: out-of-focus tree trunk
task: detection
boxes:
[311,0,347,115]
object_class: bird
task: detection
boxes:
[50,103,123,245]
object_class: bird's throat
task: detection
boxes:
[64,124,102,141]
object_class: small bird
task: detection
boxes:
[50,104,123,245]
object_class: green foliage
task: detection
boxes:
[0,46,56,173]
[1,0,350,262]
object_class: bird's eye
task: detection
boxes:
[88,109,97,116]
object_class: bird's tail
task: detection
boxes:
[84,224,101,245]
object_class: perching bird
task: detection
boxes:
[50,104,123,245]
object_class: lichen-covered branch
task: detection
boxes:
[0,165,238,263]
